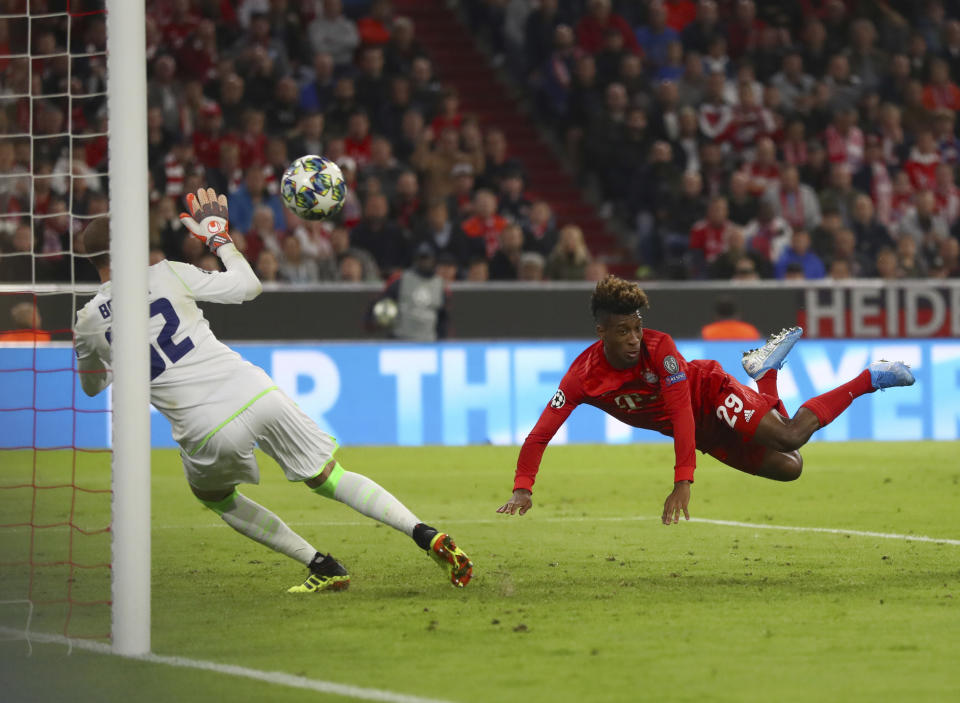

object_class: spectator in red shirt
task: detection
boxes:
[192,100,224,169]
[904,130,941,191]
[922,58,960,111]
[461,189,507,260]
[725,0,765,60]
[357,0,393,46]
[689,195,734,273]
[344,111,373,167]
[430,87,463,135]
[575,0,639,55]
[825,108,865,170]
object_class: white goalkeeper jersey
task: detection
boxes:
[74,244,271,450]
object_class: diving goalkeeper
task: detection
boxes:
[74,188,472,591]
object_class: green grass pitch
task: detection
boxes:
[2,442,959,703]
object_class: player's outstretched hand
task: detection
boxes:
[497,489,532,516]
[179,187,233,253]
[661,480,691,525]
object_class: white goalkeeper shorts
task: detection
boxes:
[180,387,338,492]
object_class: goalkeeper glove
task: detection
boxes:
[179,187,233,253]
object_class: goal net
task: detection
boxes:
[0,0,121,650]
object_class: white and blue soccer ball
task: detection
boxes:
[280,155,347,220]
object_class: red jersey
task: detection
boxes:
[516,330,702,491]
[514,330,773,492]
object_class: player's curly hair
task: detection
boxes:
[590,275,649,321]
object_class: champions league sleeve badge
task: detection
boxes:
[550,389,566,409]
[663,355,679,375]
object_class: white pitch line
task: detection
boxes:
[10,515,958,547]
[689,517,960,546]
[0,626,457,703]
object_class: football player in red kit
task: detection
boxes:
[496,276,916,524]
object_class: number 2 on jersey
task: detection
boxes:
[102,298,195,380]
[716,393,743,428]
[150,298,194,379]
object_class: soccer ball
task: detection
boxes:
[280,155,347,220]
[372,297,398,328]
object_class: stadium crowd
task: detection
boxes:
[1,0,959,284]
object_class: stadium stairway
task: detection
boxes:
[393,0,634,273]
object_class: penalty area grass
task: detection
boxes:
[2,442,959,703]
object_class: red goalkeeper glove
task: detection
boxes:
[179,187,233,253]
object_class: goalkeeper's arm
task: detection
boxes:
[76,348,113,397]
[177,187,262,303]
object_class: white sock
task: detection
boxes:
[315,467,420,537]
[212,492,316,566]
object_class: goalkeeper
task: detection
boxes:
[74,187,472,591]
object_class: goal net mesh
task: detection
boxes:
[0,0,112,646]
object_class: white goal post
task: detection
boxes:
[106,0,150,656]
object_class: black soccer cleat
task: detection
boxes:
[288,552,350,593]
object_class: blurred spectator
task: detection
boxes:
[198,253,221,272]
[545,224,591,280]
[489,224,525,280]
[849,194,895,262]
[357,0,393,47]
[279,235,320,283]
[922,58,960,111]
[635,2,678,72]
[298,53,336,114]
[681,1,721,54]
[229,166,285,235]
[518,251,547,281]
[743,200,791,265]
[391,169,424,230]
[700,296,761,340]
[436,252,459,283]
[356,46,389,119]
[383,242,449,341]
[934,163,960,226]
[0,301,50,342]
[256,249,281,283]
[584,260,609,281]
[465,257,490,282]
[903,130,941,191]
[764,165,821,233]
[930,236,960,278]
[497,169,532,224]
[731,256,760,282]
[480,127,522,191]
[384,17,423,77]
[895,234,928,278]
[896,190,950,261]
[413,201,465,265]
[446,162,477,222]
[330,225,380,281]
[307,0,359,67]
[524,200,559,256]
[874,246,899,279]
[575,0,639,55]
[818,163,860,225]
[413,127,475,204]
[770,51,815,113]
[774,229,825,280]
[688,195,734,276]
[351,192,409,277]
[461,189,507,260]
[828,227,869,279]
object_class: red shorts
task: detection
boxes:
[691,362,780,474]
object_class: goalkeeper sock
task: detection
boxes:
[312,462,419,537]
[201,490,316,566]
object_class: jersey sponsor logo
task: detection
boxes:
[643,370,658,384]
[550,389,566,409]
[663,355,679,374]
[664,372,686,386]
[744,409,755,422]
[614,392,658,410]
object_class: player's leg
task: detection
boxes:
[707,441,803,482]
[257,391,473,587]
[742,326,803,415]
[751,360,915,452]
[183,423,349,593]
